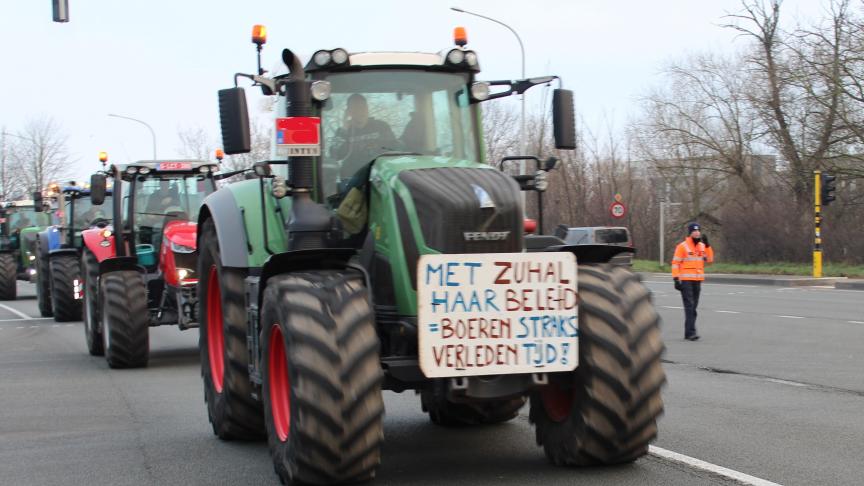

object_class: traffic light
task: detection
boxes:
[821,172,837,206]
[52,0,69,22]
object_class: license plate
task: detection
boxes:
[417,252,578,378]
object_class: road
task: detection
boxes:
[0,278,861,485]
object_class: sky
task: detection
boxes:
[0,0,827,182]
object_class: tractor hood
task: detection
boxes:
[163,220,197,249]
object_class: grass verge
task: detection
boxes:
[633,259,864,278]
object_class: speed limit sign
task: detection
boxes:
[610,201,627,219]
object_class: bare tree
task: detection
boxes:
[7,116,72,194]
[176,125,215,161]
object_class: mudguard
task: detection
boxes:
[48,248,79,259]
[37,228,61,257]
[199,189,249,268]
[98,256,140,275]
[258,248,360,307]
[160,220,198,287]
[82,226,116,263]
[545,244,635,264]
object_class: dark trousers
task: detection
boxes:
[680,280,702,338]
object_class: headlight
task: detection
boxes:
[464,51,478,67]
[177,268,194,282]
[170,241,195,253]
[138,167,151,175]
[199,165,211,174]
[125,166,138,174]
[311,80,332,101]
[313,50,332,66]
[29,255,36,261]
[470,82,490,101]
[446,49,465,65]
[331,48,349,64]
[101,229,112,238]
[534,170,549,192]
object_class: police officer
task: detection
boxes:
[671,222,714,341]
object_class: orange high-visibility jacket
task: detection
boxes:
[671,237,714,281]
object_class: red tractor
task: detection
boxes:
[82,160,218,367]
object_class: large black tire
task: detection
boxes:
[529,264,665,466]
[421,382,526,426]
[100,270,149,368]
[261,271,384,485]
[81,249,103,356]
[50,254,83,322]
[36,245,53,317]
[0,253,17,300]
[197,218,264,440]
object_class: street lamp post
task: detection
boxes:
[108,113,157,159]
[450,7,527,171]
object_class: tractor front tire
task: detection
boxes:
[262,271,384,485]
[0,253,17,300]
[421,383,526,426]
[50,254,82,322]
[100,270,149,368]
[530,264,665,466]
[36,248,53,317]
[198,218,264,440]
[82,249,103,356]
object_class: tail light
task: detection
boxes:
[524,219,537,234]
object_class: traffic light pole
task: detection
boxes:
[813,170,822,278]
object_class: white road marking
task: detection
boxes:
[662,306,683,309]
[777,315,805,319]
[0,317,53,323]
[15,326,24,329]
[715,310,740,314]
[28,325,38,328]
[0,303,32,320]
[850,321,864,324]
[65,324,74,327]
[649,446,783,486]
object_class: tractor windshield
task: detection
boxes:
[319,70,480,200]
[127,176,213,230]
[68,195,112,230]
[7,208,49,232]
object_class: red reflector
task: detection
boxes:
[524,219,537,234]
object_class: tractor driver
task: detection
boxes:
[330,94,397,186]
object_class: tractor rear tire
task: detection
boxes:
[529,264,665,466]
[261,271,384,485]
[421,383,526,426]
[50,254,82,322]
[36,247,53,317]
[0,253,17,300]
[198,218,264,440]
[100,270,149,368]
[81,249,103,356]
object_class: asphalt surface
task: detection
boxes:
[0,278,861,485]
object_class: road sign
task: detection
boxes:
[610,201,626,219]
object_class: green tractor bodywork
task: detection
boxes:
[0,200,53,299]
[198,41,664,485]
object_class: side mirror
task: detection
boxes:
[218,87,252,155]
[552,89,576,150]
[544,157,560,172]
[253,161,272,177]
[33,192,44,212]
[90,173,107,205]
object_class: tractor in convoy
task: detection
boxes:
[83,160,217,367]
[198,26,664,485]
[35,183,112,321]
[0,198,53,300]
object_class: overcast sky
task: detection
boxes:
[0,0,826,182]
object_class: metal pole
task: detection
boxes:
[659,200,665,266]
[1,129,5,197]
[451,7,528,207]
[813,170,822,278]
[108,113,157,159]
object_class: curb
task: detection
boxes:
[639,272,847,287]
[835,280,864,290]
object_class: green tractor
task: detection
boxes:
[198,28,664,485]
[0,198,53,300]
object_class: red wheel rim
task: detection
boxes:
[206,266,225,393]
[269,325,291,442]
[541,383,575,423]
